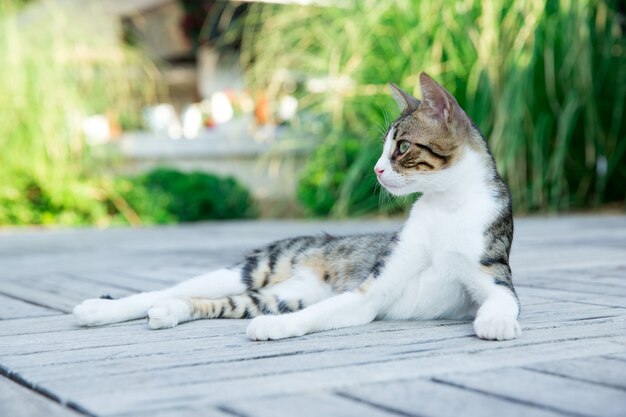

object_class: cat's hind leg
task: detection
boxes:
[73,268,245,326]
[148,266,333,329]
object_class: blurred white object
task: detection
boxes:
[143,104,182,139]
[181,104,203,139]
[211,92,234,124]
[238,92,255,114]
[306,75,355,93]
[82,115,111,145]
[278,95,298,121]
[306,78,327,93]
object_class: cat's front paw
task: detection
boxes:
[74,298,121,326]
[473,314,521,341]
[148,299,191,330]
[246,315,306,341]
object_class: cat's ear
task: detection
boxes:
[419,72,468,130]
[388,82,420,114]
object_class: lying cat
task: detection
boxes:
[74,73,520,341]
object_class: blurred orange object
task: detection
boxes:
[107,112,122,139]
[255,94,271,125]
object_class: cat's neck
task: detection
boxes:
[412,147,493,210]
[401,148,503,241]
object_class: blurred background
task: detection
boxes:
[0,0,624,227]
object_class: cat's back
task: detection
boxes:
[239,231,398,291]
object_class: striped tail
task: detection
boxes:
[187,292,305,320]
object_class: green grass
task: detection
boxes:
[236,0,626,215]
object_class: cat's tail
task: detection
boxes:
[147,292,306,329]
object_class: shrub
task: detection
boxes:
[0,168,256,226]
[0,170,109,226]
[115,168,257,224]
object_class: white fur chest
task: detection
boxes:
[379,184,497,321]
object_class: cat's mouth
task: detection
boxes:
[377,177,402,191]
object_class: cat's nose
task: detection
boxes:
[375,167,384,176]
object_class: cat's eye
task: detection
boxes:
[398,140,411,154]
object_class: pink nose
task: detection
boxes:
[375,167,384,176]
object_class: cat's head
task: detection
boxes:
[375,72,479,195]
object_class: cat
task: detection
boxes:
[74,73,521,341]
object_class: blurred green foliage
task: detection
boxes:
[297,134,364,216]
[116,168,257,223]
[0,167,257,226]
[2,0,625,225]
[0,170,110,225]
[0,1,256,226]
[297,132,413,216]
[239,0,626,215]
[0,0,158,226]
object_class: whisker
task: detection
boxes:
[372,177,397,213]
[375,122,387,137]
[381,106,390,127]
[374,105,392,139]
